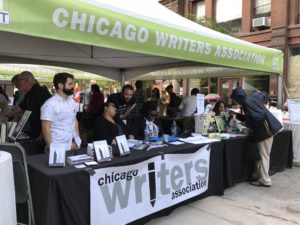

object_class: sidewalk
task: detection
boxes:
[147,167,300,225]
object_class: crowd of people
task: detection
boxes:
[0,71,283,188]
[1,72,196,152]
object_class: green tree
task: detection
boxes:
[188,15,237,37]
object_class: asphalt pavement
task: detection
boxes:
[147,166,300,225]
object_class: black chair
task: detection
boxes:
[0,143,35,225]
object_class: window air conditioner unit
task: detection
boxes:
[252,17,271,28]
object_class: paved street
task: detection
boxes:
[147,166,300,225]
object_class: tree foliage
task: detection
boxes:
[188,15,237,37]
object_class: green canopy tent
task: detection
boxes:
[0,0,283,82]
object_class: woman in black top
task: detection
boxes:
[212,101,225,116]
[93,101,131,144]
[131,101,163,140]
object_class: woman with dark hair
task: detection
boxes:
[151,88,160,102]
[150,88,163,116]
[213,101,225,116]
[87,84,104,116]
[0,86,9,123]
[131,101,163,140]
[93,101,133,144]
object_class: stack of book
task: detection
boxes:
[67,154,93,166]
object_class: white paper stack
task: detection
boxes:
[179,134,220,144]
[67,154,93,166]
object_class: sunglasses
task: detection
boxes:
[150,113,158,117]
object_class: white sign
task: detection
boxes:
[115,135,130,156]
[196,94,205,114]
[288,99,300,125]
[91,145,211,225]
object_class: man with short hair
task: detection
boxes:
[179,88,200,117]
[127,80,145,128]
[41,73,81,151]
[7,71,51,139]
[107,84,135,119]
[11,74,25,107]
[166,84,182,117]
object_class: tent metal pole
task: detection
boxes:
[120,69,125,86]
[278,75,283,109]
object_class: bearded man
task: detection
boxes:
[41,73,81,151]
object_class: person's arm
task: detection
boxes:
[6,106,23,120]
[156,119,164,137]
[117,117,135,139]
[121,96,136,119]
[40,99,54,149]
[121,104,135,119]
[71,118,81,150]
[178,99,185,111]
[75,118,80,137]
[41,120,52,151]
[229,109,246,122]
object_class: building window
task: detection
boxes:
[215,0,242,33]
[243,76,269,95]
[215,0,242,23]
[255,0,271,17]
[189,78,217,95]
[196,1,205,19]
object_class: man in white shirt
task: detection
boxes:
[179,88,200,117]
[41,73,81,151]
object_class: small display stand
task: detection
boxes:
[49,143,66,167]
[115,135,130,156]
[93,140,111,162]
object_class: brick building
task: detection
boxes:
[160,0,300,107]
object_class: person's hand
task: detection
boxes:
[229,109,237,115]
[35,133,44,141]
[128,135,134,139]
[71,141,78,151]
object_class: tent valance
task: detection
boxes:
[0,0,283,82]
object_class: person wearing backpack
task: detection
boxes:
[230,87,282,187]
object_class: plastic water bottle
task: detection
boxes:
[170,121,177,137]
[144,127,150,142]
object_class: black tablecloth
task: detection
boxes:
[223,130,293,188]
[25,130,293,225]
[27,142,224,225]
